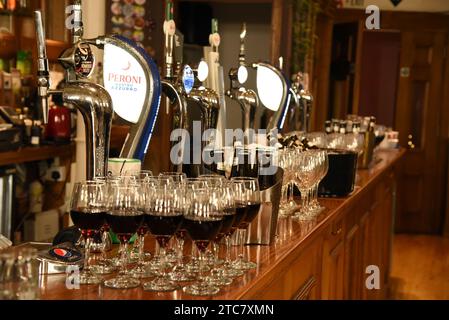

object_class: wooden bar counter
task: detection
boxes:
[38,149,405,300]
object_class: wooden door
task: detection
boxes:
[395,31,447,233]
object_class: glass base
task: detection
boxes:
[222,263,245,278]
[91,264,116,275]
[183,282,220,296]
[206,272,233,287]
[142,277,179,292]
[294,210,315,221]
[130,265,155,279]
[169,265,197,282]
[103,276,140,289]
[78,271,102,285]
[233,259,257,270]
[185,261,210,274]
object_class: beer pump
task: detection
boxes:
[189,61,220,141]
[34,10,113,179]
[285,72,313,133]
[255,58,291,132]
[203,19,227,148]
[38,0,162,169]
[226,23,260,139]
[160,0,190,172]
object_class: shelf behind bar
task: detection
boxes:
[0,142,75,167]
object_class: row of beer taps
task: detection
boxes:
[34,0,313,179]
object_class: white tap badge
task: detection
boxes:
[103,43,148,124]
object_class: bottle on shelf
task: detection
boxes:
[339,121,347,135]
[325,120,332,134]
[361,117,375,168]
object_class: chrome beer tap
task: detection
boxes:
[297,72,313,133]
[160,2,190,171]
[189,61,220,137]
[58,0,162,162]
[226,23,259,138]
[34,10,113,180]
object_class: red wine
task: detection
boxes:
[176,229,188,240]
[195,240,211,252]
[215,209,236,242]
[70,210,106,231]
[145,214,183,237]
[183,215,222,242]
[233,203,247,230]
[106,211,143,239]
[242,202,261,225]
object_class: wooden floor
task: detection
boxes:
[389,234,449,300]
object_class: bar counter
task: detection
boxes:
[38,149,405,300]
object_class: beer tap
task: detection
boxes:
[58,0,162,162]
[189,61,220,138]
[296,72,313,133]
[161,0,190,172]
[34,10,113,180]
[226,23,259,139]
[254,58,290,132]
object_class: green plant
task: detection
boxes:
[291,0,320,76]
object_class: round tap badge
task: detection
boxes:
[182,65,195,94]
[75,43,95,78]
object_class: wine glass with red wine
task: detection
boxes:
[142,185,184,292]
[205,183,236,287]
[230,177,261,270]
[70,181,108,284]
[103,184,144,289]
[183,188,223,296]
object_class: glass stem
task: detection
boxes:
[238,229,247,262]
[120,240,128,275]
[138,234,145,265]
[300,189,307,213]
[197,246,205,282]
[213,242,219,264]
[281,184,287,204]
[225,235,231,264]
[101,231,108,262]
[177,238,184,266]
[84,235,91,272]
[159,246,167,278]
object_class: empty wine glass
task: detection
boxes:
[293,151,318,220]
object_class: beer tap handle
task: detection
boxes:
[164,0,176,79]
[34,10,50,124]
[72,0,84,44]
[239,23,246,66]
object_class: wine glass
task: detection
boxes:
[309,150,329,215]
[90,176,121,274]
[294,151,318,220]
[232,147,259,178]
[70,181,107,285]
[142,185,183,292]
[183,188,223,296]
[159,172,186,184]
[206,183,235,286]
[104,185,143,289]
[230,177,261,270]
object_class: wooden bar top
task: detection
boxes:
[37,149,406,300]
